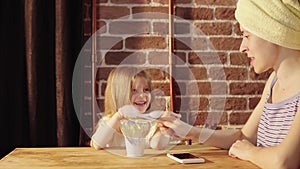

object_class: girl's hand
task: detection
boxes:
[228,139,256,161]
[116,111,126,120]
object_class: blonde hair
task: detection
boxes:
[104,67,152,118]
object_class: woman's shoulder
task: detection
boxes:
[267,71,276,82]
[261,71,276,94]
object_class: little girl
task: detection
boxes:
[91,67,170,150]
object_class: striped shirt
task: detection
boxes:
[257,76,300,147]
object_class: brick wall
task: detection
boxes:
[81,0,272,137]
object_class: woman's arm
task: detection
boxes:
[159,116,243,149]
[150,111,181,150]
[229,72,300,168]
[240,72,276,145]
[190,127,243,149]
[161,72,275,150]
[149,127,170,150]
[229,108,300,169]
[198,72,275,149]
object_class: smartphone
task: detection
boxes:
[167,153,205,164]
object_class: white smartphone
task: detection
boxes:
[167,153,205,164]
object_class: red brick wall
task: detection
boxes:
[81,0,272,136]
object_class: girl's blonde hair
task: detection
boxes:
[104,67,152,118]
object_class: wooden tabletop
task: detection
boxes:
[0,144,259,169]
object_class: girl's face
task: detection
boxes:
[130,76,151,113]
[239,26,280,74]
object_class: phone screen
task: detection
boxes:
[167,153,205,164]
[172,153,199,159]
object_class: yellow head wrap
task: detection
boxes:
[235,0,300,50]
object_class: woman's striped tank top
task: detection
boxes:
[257,76,300,147]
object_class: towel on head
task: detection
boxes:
[235,0,300,50]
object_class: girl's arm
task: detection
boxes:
[91,112,122,150]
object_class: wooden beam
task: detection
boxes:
[168,0,175,112]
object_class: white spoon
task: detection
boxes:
[138,110,164,120]
[118,105,164,120]
[118,105,140,118]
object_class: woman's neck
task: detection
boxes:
[274,48,300,89]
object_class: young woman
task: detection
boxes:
[91,67,171,150]
[160,0,300,168]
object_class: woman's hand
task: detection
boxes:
[228,139,257,161]
[150,111,181,149]
[156,111,180,134]
[160,111,181,118]
[159,114,193,139]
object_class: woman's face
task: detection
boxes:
[239,26,280,74]
[130,76,151,113]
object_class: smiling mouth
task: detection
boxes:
[134,101,147,106]
[249,57,255,65]
[250,57,255,64]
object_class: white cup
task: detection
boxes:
[124,136,145,157]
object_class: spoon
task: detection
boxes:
[118,105,164,120]
[118,105,140,118]
[137,110,164,120]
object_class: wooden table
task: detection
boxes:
[0,144,259,169]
